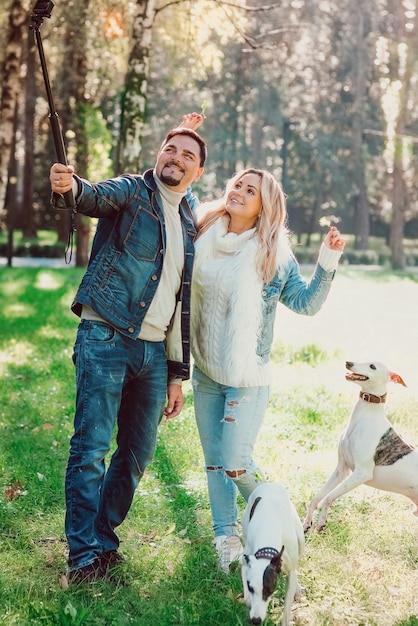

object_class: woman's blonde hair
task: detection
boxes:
[196,168,290,283]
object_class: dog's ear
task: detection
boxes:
[264,562,279,597]
[389,372,407,387]
[270,546,284,573]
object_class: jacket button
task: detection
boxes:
[140,301,146,307]
[128,327,134,333]
[262,290,267,296]
[151,274,157,281]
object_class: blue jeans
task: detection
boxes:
[192,366,269,537]
[65,320,167,570]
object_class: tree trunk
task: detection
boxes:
[0,0,28,223]
[6,102,19,265]
[21,27,37,238]
[116,0,157,173]
[73,215,89,266]
[388,0,416,269]
[352,4,370,250]
[390,155,406,268]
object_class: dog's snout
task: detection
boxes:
[251,619,262,625]
[346,361,353,369]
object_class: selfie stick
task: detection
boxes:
[29,0,75,211]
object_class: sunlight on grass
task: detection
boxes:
[3,303,35,318]
[39,325,71,340]
[0,277,29,297]
[60,291,78,311]
[34,270,65,291]
[0,339,34,375]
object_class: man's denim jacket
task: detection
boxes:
[55,169,197,381]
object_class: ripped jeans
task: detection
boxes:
[192,366,269,537]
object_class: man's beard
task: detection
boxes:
[160,163,184,187]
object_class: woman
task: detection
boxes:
[190,167,345,572]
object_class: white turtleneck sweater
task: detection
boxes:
[138,175,184,341]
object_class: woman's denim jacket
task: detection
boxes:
[56,169,197,380]
[257,259,335,363]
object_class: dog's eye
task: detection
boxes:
[370,364,376,370]
[247,582,254,594]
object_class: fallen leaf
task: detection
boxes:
[59,574,69,590]
[4,481,27,501]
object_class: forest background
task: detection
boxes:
[1,0,418,268]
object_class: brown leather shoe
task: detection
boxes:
[100,550,126,572]
[68,559,104,585]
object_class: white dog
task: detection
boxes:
[303,360,418,532]
[241,483,305,625]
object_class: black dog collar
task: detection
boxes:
[254,547,280,561]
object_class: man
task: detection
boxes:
[50,119,206,584]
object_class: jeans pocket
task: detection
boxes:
[85,321,116,343]
[72,320,117,366]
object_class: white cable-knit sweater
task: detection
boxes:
[191,217,342,388]
[191,217,271,387]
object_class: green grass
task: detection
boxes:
[1,267,418,625]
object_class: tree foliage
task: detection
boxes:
[1,0,418,267]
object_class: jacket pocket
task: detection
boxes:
[123,206,161,262]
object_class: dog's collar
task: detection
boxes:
[360,391,387,404]
[254,547,280,561]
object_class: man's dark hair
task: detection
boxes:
[161,128,207,167]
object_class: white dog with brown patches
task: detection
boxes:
[241,483,305,626]
[303,360,418,532]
